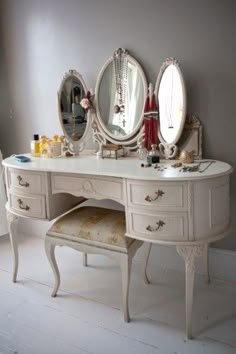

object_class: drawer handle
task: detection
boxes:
[145,190,165,202]
[146,220,165,232]
[17,176,29,187]
[17,198,30,211]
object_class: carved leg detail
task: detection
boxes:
[176,245,204,339]
[142,242,152,284]
[204,244,210,284]
[82,252,88,267]
[7,211,19,282]
[45,238,60,297]
[119,254,132,322]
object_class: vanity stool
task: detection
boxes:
[45,206,142,322]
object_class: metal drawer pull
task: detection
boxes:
[17,176,29,187]
[145,190,165,202]
[17,198,30,211]
[146,220,165,232]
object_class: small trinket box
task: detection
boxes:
[101,144,124,159]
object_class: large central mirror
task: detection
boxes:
[58,69,90,153]
[94,48,147,146]
[155,57,186,158]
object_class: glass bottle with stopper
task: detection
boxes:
[137,142,148,160]
[147,144,160,164]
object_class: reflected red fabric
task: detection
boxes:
[150,93,158,146]
[144,96,151,150]
[144,94,159,150]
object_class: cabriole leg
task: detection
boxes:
[7,211,19,282]
[119,254,132,322]
[45,238,60,297]
[177,245,204,339]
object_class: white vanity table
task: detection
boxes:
[2,49,233,338]
[2,154,232,338]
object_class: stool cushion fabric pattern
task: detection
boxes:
[47,207,134,252]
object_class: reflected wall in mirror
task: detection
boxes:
[95,48,147,145]
[155,58,186,158]
[58,70,91,154]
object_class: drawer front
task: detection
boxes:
[9,193,46,218]
[51,173,123,202]
[127,209,188,242]
[8,169,45,194]
[127,180,187,211]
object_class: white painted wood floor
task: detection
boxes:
[0,233,235,354]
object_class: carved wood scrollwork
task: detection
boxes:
[176,245,204,274]
[6,210,19,225]
[81,180,95,194]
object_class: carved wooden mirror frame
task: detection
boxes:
[58,69,92,155]
[92,49,148,156]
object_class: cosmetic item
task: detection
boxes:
[137,142,148,160]
[179,150,194,164]
[147,144,160,164]
[39,135,47,156]
[51,141,62,157]
[52,135,59,142]
[45,139,53,158]
[30,134,40,157]
[15,155,31,162]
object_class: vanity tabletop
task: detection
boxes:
[2,154,233,181]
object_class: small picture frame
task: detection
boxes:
[178,115,203,160]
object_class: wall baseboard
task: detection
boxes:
[19,219,236,284]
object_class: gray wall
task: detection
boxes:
[1,0,236,250]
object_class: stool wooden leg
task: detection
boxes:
[119,254,132,322]
[45,238,60,297]
[142,242,152,284]
[82,253,88,267]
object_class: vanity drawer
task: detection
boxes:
[127,209,188,242]
[9,193,46,218]
[51,173,124,202]
[7,168,45,194]
[127,180,187,211]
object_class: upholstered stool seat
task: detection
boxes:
[45,206,142,322]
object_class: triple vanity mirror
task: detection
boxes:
[58,50,198,159]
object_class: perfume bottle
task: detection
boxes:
[137,142,148,160]
[147,144,160,164]
[31,134,40,157]
[39,135,47,157]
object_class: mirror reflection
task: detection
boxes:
[97,49,145,139]
[60,76,86,141]
[157,59,186,146]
